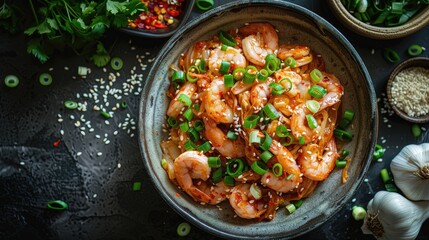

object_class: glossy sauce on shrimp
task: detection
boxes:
[160,22,345,221]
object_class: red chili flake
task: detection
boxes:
[176,192,181,197]
[53,139,61,147]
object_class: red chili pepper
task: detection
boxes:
[153,22,168,28]
[168,9,180,17]
[53,139,61,147]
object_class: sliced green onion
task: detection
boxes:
[336,159,347,168]
[244,115,260,129]
[272,163,283,177]
[184,140,196,150]
[260,132,272,151]
[250,183,262,199]
[197,141,211,153]
[308,85,327,98]
[339,149,350,160]
[279,78,293,93]
[221,44,228,51]
[305,100,320,114]
[285,203,296,214]
[121,101,128,108]
[257,69,269,81]
[110,57,123,71]
[298,136,305,145]
[380,168,391,183]
[183,108,194,121]
[338,109,355,129]
[47,200,69,211]
[357,0,368,13]
[193,58,206,73]
[161,158,168,170]
[132,181,142,191]
[306,114,318,129]
[334,129,353,142]
[260,150,273,163]
[385,183,398,192]
[188,128,200,142]
[78,66,90,76]
[4,74,19,88]
[208,156,221,168]
[172,70,185,83]
[263,103,280,120]
[407,44,423,56]
[226,159,244,177]
[178,94,192,107]
[411,124,422,137]
[249,130,262,144]
[268,82,286,96]
[186,66,199,82]
[219,61,230,74]
[265,57,281,73]
[219,31,236,47]
[177,222,191,237]
[285,57,296,68]
[193,120,203,132]
[291,199,303,209]
[64,100,78,110]
[276,125,289,138]
[310,69,323,82]
[212,167,223,183]
[282,135,294,146]
[100,111,111,119]
[383,48,400,63]
[251,161,269,175]
[373,144,385,160]
[179,122,189,132]
[224,74,234,87]
[39,73,53,86]
[193,103,200,111]
[224,175,235,186]
[286,173,294,181]
[232,68,246,81]
[226,130,238,140]
[167,116,178,127]
[244,65,257,84]
[352,206,366,221]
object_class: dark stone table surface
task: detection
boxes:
[1,0,428,239]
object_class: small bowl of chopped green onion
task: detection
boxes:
[386,57,429,123]
[328,0,429,39]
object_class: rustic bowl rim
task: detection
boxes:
[328,0,429,39]
[386,57,429,123]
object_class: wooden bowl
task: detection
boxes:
[328,0,429,39]
[386,57,429,123]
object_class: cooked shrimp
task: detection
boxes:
[290,103,317,144]
[274,69,302,97]
[239,23,279,66]
[167,81,197,118]
[208,46,247,74]
[204,78,235,124]
[298,138,339,181]
[182,40,212,69]
[317,73,344,111]
[203,116,245,158]
[174,151,213,203]
[195,181,231,205]
[278,44,313,67]
[229,183,267,219]
[261,139,302,193]
[250,81,271,111]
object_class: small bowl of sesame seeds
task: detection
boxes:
[120,0,196,38]
[386,57,429,123]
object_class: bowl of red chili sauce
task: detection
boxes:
[120,0,195,38]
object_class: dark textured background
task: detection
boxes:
[1,0,428,239]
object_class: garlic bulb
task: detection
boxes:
[390,143,429,201]
[361,191,429,240]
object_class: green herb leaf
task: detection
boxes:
[27,38,49,63]
[91,42,110,67]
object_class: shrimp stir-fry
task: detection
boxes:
[160,22,346,221]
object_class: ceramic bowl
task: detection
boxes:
[120,0,195,38]
[328,0,429,39]
[386,57,429,123]
[138,1,377,239]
